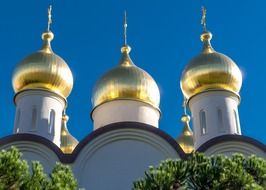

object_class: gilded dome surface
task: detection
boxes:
[12,32,73,99]
[180,32,242,100]
[92,45,160,109]
[177,115,194,154]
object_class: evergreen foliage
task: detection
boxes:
[0,147,77,190]
[133,153,266,190]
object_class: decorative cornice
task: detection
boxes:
[197,134,266,152]
[0,122,187,163]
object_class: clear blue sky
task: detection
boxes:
[0,0,265,144]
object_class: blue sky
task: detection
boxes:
[0,0,265,145]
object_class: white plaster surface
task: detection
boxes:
[92,100,160,130]
[14,90,65,146]
[189,91,241,149]
[73,128,179,190]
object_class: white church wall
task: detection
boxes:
[0,131,265,190]
[92,100,160,130]
[14,90,65,146]
[189,91,240,149]
[73,127,180,190]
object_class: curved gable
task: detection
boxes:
[72,122,185,190]
[0,122,186,164]
[197,135,266,158]
[74,122,186,159]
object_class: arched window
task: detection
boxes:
[49,110,55,134]
[31,106,37,130]
[15,109,21,133]
[217,108,224,132]
[234,110,240,134]
[199,110,207,135]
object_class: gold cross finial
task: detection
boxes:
[201,6,207,32]
[47,5,52,32]
[124,11,128,45]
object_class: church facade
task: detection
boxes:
[0,7,265,190]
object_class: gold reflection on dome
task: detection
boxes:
[60,113,78,154]
[12,32,73,99]
[92,45,160,110]
[12,6,73,99]
[181,7,242,101]
[180,31,242,101]
[177,115,194,154]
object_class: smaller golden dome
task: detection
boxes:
[60,114,78,154]
[92,45,160,110]
[180,31,242,101]
[177,114,194,154]
[12,31,73,99]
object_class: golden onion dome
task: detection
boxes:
[12,31,73,99]
[60,114,78,154]
[177,114,194,154]
[180,31,242,101]
[92,45,160,110]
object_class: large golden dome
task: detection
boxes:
[12,32,73,99]
[92,45,160,110]
[180,31,242,100]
